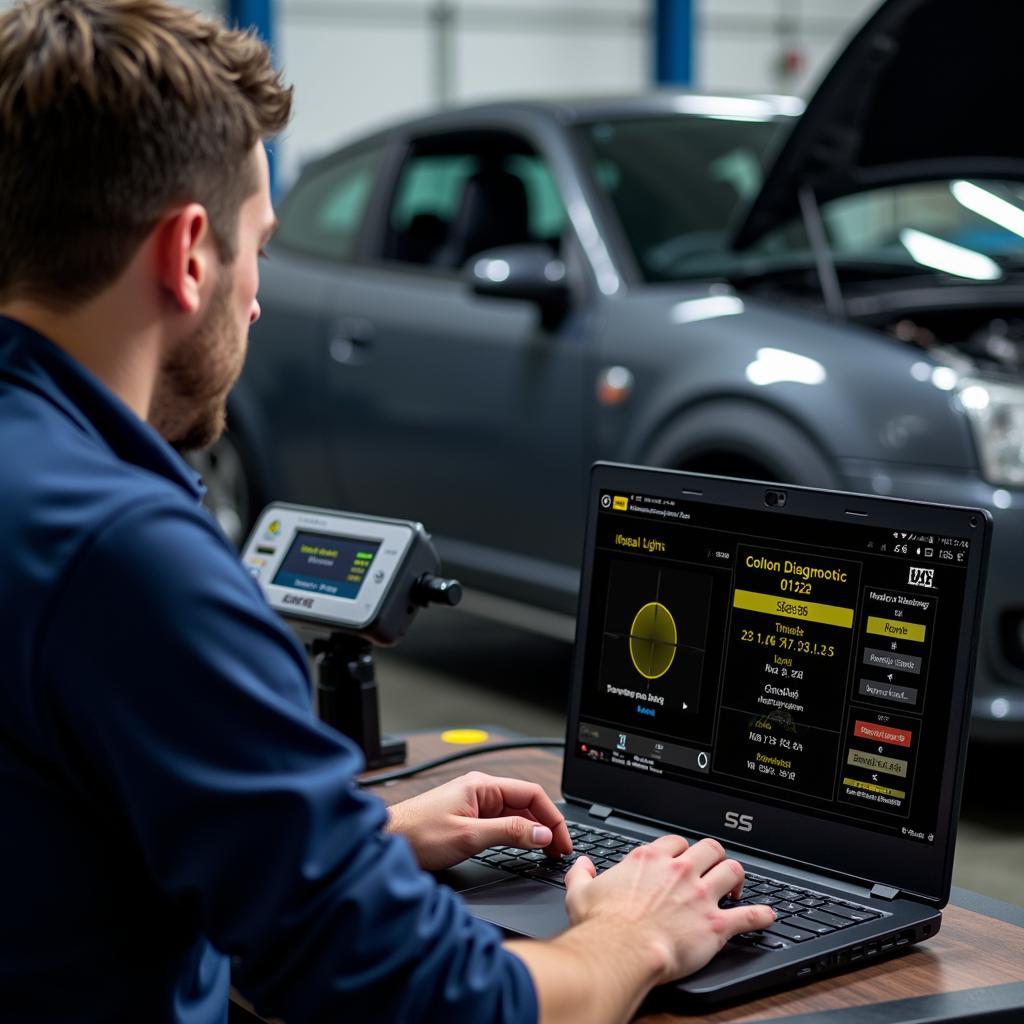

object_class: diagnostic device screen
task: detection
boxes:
[574,490,973,849]
[272,531,380,600]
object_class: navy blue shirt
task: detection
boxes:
[0,317,537,1023]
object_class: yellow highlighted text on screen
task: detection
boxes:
[843,777,906,800]
[866,616,927,643]
[732,589,854,628]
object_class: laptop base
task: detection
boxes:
[440,802,942,1007]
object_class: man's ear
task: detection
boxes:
[156,203,212,314]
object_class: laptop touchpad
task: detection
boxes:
[460,877,570,939]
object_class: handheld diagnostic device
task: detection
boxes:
[242,503,462,767]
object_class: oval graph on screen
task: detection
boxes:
[628,601,678,679]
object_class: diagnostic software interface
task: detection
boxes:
[574,490,973,848]
[271,531,381,600]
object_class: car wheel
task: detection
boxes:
[185,431,252,547]
[674,451,778,482]
[640,401,838,489]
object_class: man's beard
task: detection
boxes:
[149,270,243,452]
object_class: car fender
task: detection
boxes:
[635,395,839,486]
[598,292,978,474]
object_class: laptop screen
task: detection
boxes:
[566,467,988,900]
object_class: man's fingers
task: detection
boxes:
[564,855,597,894]
[683,837,729,875]
[700,858,746,901]
[718,902,776,938]
[647,834,689,857]
[481,776,572,855]
[475,815,554,851]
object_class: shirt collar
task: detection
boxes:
[0,315,206,501]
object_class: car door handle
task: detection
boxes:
[329,317,375,365]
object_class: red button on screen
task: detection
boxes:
[853,720,912,748]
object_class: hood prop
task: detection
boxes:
[798,185,844,318]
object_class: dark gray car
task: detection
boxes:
[214,0,1024,736]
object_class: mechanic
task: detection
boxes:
[0,2,774,1022]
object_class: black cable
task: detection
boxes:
[357,738,566,788]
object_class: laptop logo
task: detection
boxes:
[724,811,753,832]
[908,566,935,588]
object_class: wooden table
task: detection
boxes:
[360,731,1024,1024]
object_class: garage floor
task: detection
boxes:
[375,609,1024,908]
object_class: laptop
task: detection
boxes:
[440,463,991,1006]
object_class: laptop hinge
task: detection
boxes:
[588,803,613,821]
[870,883,900,901]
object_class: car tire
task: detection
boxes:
[641,400,838,488]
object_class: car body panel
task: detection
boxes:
[593,288,979,472]
[313,259,590,566]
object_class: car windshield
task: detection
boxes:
[577,114,782,282]
[580,115,1024,284]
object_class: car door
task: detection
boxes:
[243,138,394,510]
[321,126,590,586]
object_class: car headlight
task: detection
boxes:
[958,378,1024,486]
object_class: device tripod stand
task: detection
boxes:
[312,633,407,769]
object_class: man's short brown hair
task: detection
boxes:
[0,0,292,309]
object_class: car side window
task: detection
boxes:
[274,144,386,262]
[381,134,568,271]
[391,154,479,233]
[506,153,567,242]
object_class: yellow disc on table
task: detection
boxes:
[441,728,490,745]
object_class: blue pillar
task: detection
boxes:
[655,0,694,86]
[227,0,279,194]
[228,0,272,42]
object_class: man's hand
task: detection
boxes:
[564,835,775,983]
[508,835,776,1024]
[385,770,573,871]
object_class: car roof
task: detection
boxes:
[297,91,803,182]
[393,91,804,130]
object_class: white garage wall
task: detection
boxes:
[275,0,883,188]
[279,1,436,186]
[0,0,882,189]
[184,0,221,15]
[275,0,649,186]
[697,0,881,95]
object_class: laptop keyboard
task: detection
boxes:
[471,821,884,952]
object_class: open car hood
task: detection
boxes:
[731,0,1024,250]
